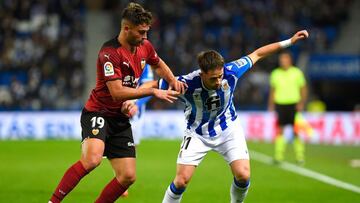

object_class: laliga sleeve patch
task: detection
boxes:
[234,58,247,68]
[104,62,114,76]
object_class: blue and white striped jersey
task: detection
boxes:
[159,56,253,137]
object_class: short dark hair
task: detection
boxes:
[121,2,153,26]
[197,50,225,73]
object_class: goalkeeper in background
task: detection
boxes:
[268,51,308,165]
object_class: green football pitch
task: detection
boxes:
[0,139,359,203]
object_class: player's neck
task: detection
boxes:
[117,34,136,53]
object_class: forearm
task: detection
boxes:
[249,42,284,64]
[248,30,309,64]
[138,80,159,89]
[152,59,176,84]
[111,86,155,101]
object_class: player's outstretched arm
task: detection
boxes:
[248,30,309,65]
[106,80,179,103]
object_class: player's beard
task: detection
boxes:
[129,37,144,46]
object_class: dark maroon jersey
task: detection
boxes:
[84,36,159,117]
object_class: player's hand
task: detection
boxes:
[291,30,309,44]
[169,79,188,94]
[153,89,180,103]
[121,100,138,118]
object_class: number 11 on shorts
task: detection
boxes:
[181,136,191,150]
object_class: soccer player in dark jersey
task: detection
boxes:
[49,3,185,203]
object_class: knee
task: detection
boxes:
[117,170,136,187]
[234,165,250,182]
[174,174,191,188]
[82,155,102,171]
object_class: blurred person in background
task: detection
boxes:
[268,51,308,165]
[129,30,309,203]
[122,64,154,198]
[49,3,185,203]
[131,64,154,146]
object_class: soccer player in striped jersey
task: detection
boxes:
[144,30,307,203]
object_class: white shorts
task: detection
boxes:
[130,113,144,145]
[177,119,250,166]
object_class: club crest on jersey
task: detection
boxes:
[221,80,230,91]
[104,62,114,76]
[92,128,99,136]
[141,58,146,69]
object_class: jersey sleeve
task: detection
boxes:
[144,40,160,66]
[98,48,123,81]
[225,56,253,78]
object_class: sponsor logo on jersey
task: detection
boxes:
[141,58,146,69]
[104,54,110,60]
[226,65,233,70]
[123,75,139,87]
[104,62,114,76]
[92,128,99,135]
[123,61,130,67]
[127,142,135,147]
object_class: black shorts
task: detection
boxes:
[80,109,135,159]
[275,104,297,126]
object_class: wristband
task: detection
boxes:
[279,39,292,48]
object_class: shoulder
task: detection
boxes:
[98,38,122,63]
[290,67,304,75]
[182,69,201,81]
[102,37,121,49]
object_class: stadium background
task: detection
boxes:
[0,0,359,202]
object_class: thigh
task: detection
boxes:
[80,138,105,170]
[177,131,211,166]
[215,125,250,164]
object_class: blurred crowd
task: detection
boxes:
[115,0,351,110]
[0,0,85,110]
[0,0,353,110]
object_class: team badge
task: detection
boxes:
[92,128,99,136]
[104,62,114,76]
[221,80,230,91]
[141,58,146,69]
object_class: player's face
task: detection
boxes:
[279,53,292,69]
[127,23,150,46]
[200,67,224,90]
